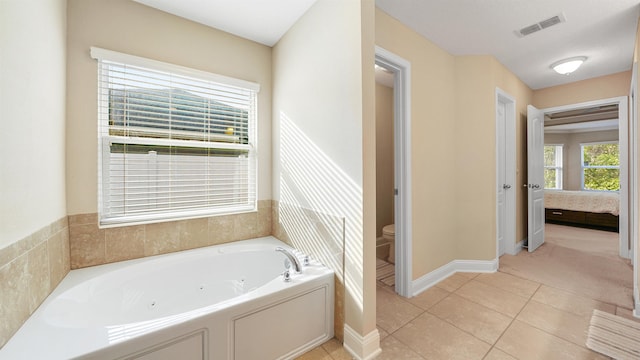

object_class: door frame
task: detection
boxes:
[375,46,412,297]
[539,96,630,259]
[496,89,517,257]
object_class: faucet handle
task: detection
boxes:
[303,255,310,266]
[282,269,291,282]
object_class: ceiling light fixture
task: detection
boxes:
[551,56,587,75]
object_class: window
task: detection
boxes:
[91,48,259,227]
[544,145,563,189]
[581,142,619,191]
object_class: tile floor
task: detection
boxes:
[296,271,639,360]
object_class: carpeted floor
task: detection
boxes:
[499,223,634,309]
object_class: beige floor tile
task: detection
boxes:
[428,293,513,344]
[532,285,616,318]
[376,335,424,360]
[615,306,640,323]
[455,280,528,318]
[378,326,389,341]
[475,271,540,299]
[483,347,517,360]
[295,346,333,360]
[458,272,480,279]
[321,338,352,360]
[377,286,423,333]
[496,320,608,360]
[517,300,590,347]
[394,312,491,360]
[407,285,450,310]
[435,273,473,292]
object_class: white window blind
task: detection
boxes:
[91,47,259,227]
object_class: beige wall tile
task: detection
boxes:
[180,218,209,250]
[68,213,98,226]
[48,230,66,289]
[233,211,259,240]
[334,276,345,342]
[144,221,182,256]
[69,223,105,268]
[27,241,50,313]
[208,215,235,245]
[0,256,30,348]
[61,227,70,272]
[105,225,145,262]
[257,204,272,237]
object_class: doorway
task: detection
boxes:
[528,97,630,259]
[496,89,517,258]
[375,47,412,297]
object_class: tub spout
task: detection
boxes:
[275,247,303,274]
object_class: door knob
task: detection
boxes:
[533,184,540,189]
[503,184,511,189]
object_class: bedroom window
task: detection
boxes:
[544,145,563,189]
[581,142,619,191]
[91,47,259,227]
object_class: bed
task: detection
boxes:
[544,190,619,232]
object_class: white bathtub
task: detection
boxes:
[0,236,334,359]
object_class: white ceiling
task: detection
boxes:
[376,0,640,89]
[134,0,640,90]
[133,0,316,47]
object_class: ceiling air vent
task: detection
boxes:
[515,13,566,38]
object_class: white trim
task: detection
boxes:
[631,62,638,316]
[496,88,517,259]
[90,46,261,92]
[541,97,629,259]
[375,46,412,298]
[411,258,498,297]
[513,239,524,255]
[343,325,382,360]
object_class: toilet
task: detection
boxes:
[382,224,395,264]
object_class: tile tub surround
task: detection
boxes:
[0,216,70,348]
[68,200,272,269]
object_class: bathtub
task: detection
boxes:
[0,236,334,359]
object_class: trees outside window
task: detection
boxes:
[544,145,563,189]
[581,142,619,191]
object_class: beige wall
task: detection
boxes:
[66,0,272,216]
[454,56,534,259]
[272,0,376,343]
[545,130,620,190]
[533,71,631,109]
[0,0,68,249]
[0,0,70,347]
[376,9,534,273]
[376,83,395,237]
[376,9,459,279]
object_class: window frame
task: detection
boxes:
[580,141,620,192]
[91,47,260,227]
[544,144,563,189]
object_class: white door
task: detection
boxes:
[497,101,507,256]
[527,105,545,252]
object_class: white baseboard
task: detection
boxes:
[343,325,382,360]
[634,288,640,318]
[411,258,498,297]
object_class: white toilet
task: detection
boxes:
[382,224,395,264]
